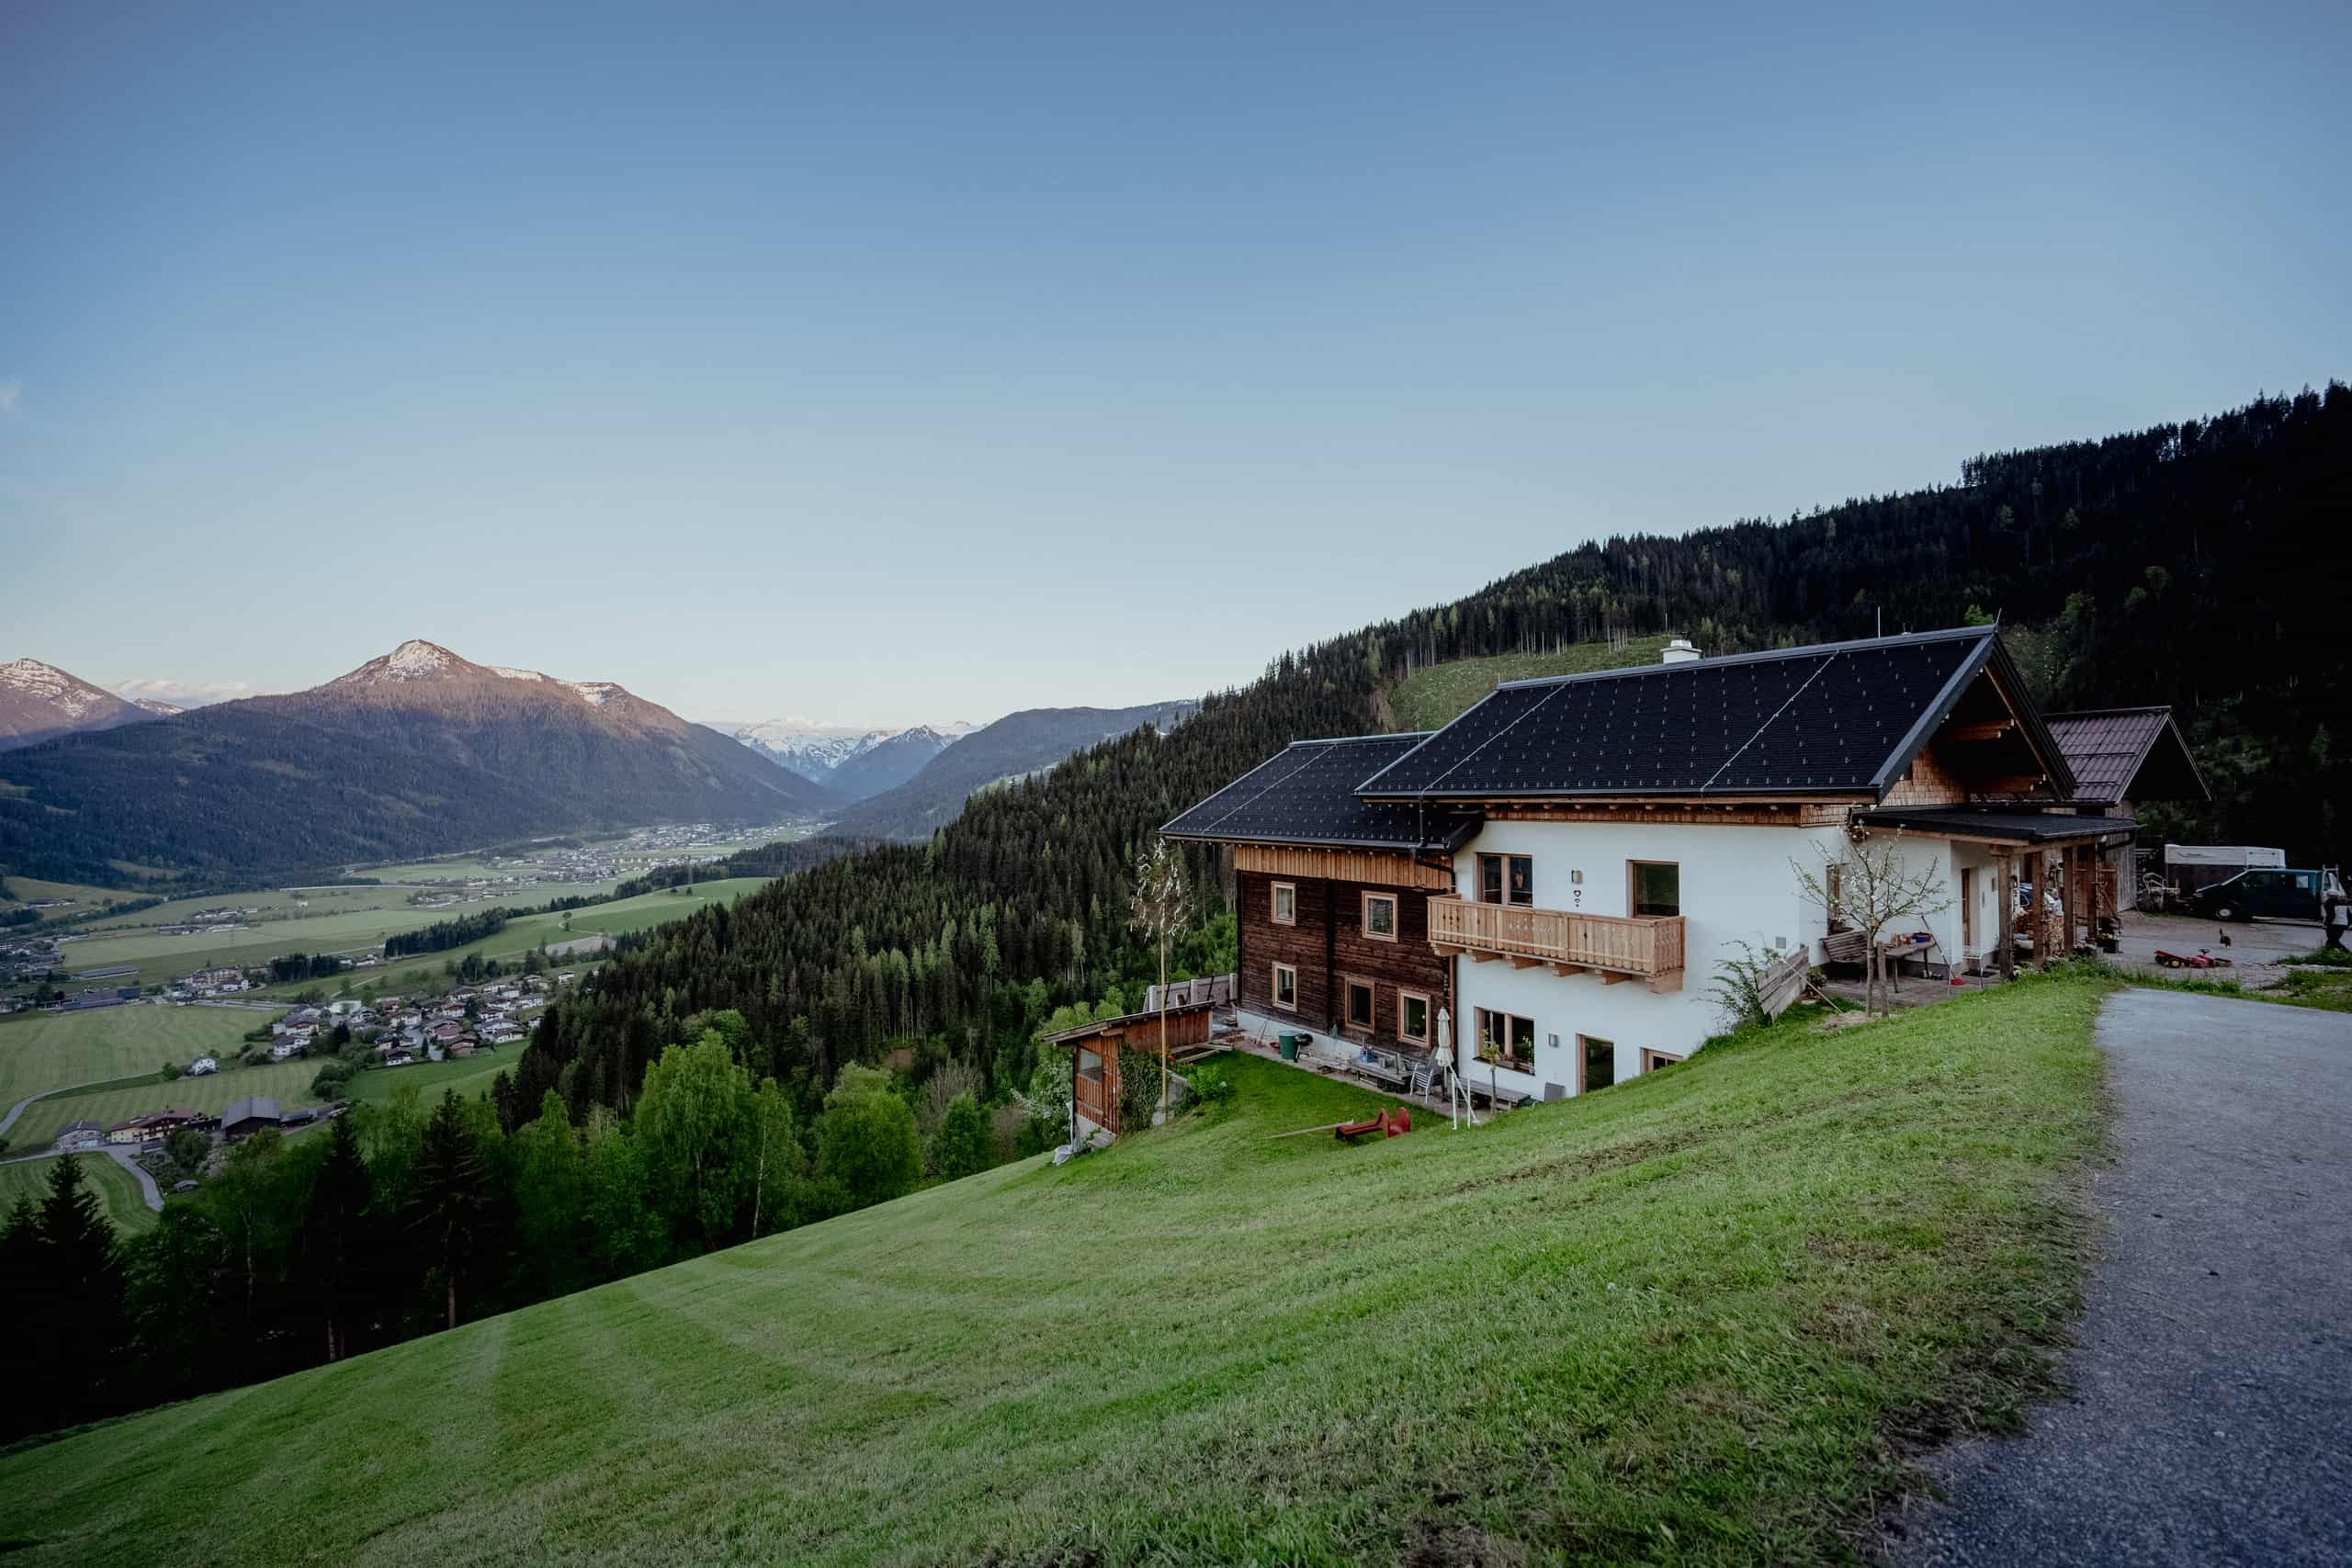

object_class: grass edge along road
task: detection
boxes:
[0,972,2109,1567]
[0,1152,156,1238]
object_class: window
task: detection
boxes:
[1344,977,1374,1031]
[1579,1035,1617,1093]
[1362,891,1397,942]
[1398,989,1430,1045]
[1271,882,1296,926]
[1077,1046,1104,1085]
[1271,963,1297,1011]
[1640,1048,1684,1075]
[1479,853,1534,907]
[1629,861,1679,918]
[1476,1009,1536,1070]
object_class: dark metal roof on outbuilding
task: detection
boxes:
[1355,626,2069,802]
[2043,706,2208,806]
[1160,733,1482,850]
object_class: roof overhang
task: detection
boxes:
[1856,807,2138,849]
[1866,631,2075,802]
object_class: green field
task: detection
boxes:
[343,1053,515,1108]
[35,877,770,999]
[0,1152,156,1237]
[0,878,157,928]
[1386,636,1671,731]
[0,973,2109,1566]
[14,1060,325,1150]
[0,1007,274,1112]
[73,881,431,935]
[276,878,772,999]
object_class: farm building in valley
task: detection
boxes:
[1166,625,2159,1104]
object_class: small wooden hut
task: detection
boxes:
[1042,1000,1214,1141]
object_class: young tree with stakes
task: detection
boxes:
[1129,840,1192,1115]
[1794,828,1953,1017]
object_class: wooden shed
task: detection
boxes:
[1043,1001,1214,1141]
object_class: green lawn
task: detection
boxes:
[0,973,2109,1566]
[0,1007,275,1111]
[0,1152,157,1237]
[343,1053,516,1108]
[1387,636,1671,731]
[16,1061,325,1150]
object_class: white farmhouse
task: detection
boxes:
[1163,626,2138,1103]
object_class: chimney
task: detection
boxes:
[1661,637,1702,665]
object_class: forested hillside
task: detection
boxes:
[519,386,2351,1121]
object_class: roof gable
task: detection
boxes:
[2044,707,2208,805]
[1358,626,2067,802]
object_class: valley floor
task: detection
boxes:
[0,975,2110,1566]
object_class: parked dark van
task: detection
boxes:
[2188,867,2335,922]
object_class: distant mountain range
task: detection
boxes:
[0,641,831,885]
[714,717,979,801]
[828,701,1199,839]
[0,659,165,750]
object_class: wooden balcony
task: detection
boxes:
[1428,897,1685,992]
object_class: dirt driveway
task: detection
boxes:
[1885,988,2352,1565]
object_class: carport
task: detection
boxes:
[1858,808,2139,977]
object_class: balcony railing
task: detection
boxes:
[1429,897,1685,991]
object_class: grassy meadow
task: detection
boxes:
[13,1060,324,1150]
[1387,636,1671,731]
[0,879,160,928]
[32,877,770,999]
[0,1007,272,1111]
[279,878,772,999]
[343,1052,516,1109]
[0,972,2110,1567]
[0,1152,156,1237]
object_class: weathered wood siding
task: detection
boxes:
[1237,870,1450,1054]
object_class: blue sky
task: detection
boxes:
[4,2,2346,726]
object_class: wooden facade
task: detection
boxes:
[1237,869,1452,1056]
[1047,1002,1215,1138]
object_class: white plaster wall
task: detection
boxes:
[1448,819,1849,1092]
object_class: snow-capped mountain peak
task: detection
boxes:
[0,656,162,750]
[2,658,116,720]
[714,715,981,795]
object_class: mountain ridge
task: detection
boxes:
[0,658,164,751]
[0,639,831,884]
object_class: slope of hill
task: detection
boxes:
[0,641,831,886]
[0,701,576,883]
[0,660,159,751]
[828,700,1198,839]
[1385,635,1671,730]
[516,386,2350,1118]
[0,976,2108,1566]
[251,641,836,824]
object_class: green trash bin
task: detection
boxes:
[1279,1032,1299,1062]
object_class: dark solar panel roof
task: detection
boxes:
[2044,707,2208,805]
[1358,626,2040,800]
[1160,734,1481,850]
[1859,807,2140,843]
